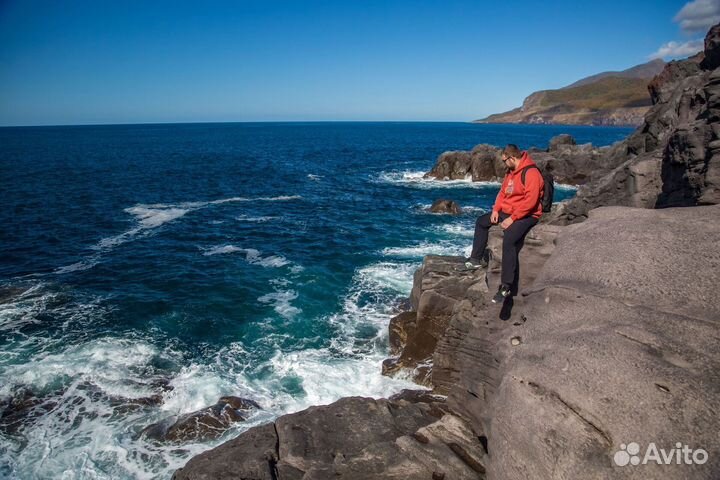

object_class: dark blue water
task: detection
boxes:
[0,122,632,478]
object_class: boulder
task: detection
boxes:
[424,145,504,182]
[141,396,260,443]
[548,133,577,151]
[427,199,462,215]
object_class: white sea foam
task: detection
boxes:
[258,290,301,319]
[1,254,423,479]
[126,206,189,229]
[203,246,292,270]
[235,214,279,222]
[54,195,302,275]
[381,241,466,258]
[353,261,418,295]
[0,284,48,332]
[255,255,290,268]
[439,223,476,237]
[554,182,578,191]
[375,170,500,189]
[1,337,159,397]
[203,245,244,256]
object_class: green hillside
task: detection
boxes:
[539,76,652,110]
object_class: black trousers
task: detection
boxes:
[470,212,538,288]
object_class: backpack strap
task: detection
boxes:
[520,165,540,186]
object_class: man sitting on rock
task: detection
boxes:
[464,144,545,303]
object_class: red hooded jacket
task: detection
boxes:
[492,151,544,220]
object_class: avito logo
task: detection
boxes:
[614,442,708,466]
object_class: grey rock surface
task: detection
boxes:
[383,255,485,385]
[174,394,485,480]
[445,205,720,480]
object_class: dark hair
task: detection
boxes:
[503,144,522,158]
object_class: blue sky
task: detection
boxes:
[0,0,716,126]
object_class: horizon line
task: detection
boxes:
[0,120,636,129]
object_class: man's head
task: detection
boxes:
[501,144,523,171]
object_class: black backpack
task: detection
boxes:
[520,165,554,213]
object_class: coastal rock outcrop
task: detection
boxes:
[427,199,462,214]
[382,256,485,385]
[424,145,504,182]
[172,392,487,480]
[141,396,260,443]
[175,205,720,479]
[424,135,613,185]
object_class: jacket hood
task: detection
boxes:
[511,151,536,173]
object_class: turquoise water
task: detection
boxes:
[0,122,632,478]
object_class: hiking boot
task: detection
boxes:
[492,284,512,303]
[461,256,487,271]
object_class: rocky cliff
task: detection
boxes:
[553,25,720,223]
[476,60,666,127]
[173,25,720,480]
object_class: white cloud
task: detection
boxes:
[674,0,720,34]
[649,39,704,60]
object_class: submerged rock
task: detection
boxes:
[0,388,56,436]
[427,199,462,215]
[141,396,261,443]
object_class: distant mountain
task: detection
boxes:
[475,59,666,126]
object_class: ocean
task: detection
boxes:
[0,122,632,479]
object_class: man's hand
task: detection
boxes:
[501,217,514,230]
[490,211,499,224]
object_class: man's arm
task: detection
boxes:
[493,176,507,214]
[510,168,544,220]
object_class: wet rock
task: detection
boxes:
[425,137,612,186]
[0,388,57,436]
[141,396,260,443]
[427,199,462,215]
[388,311,417,356]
